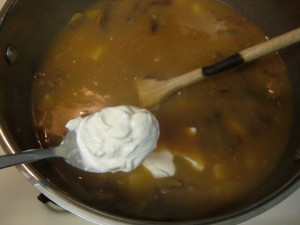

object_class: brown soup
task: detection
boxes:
[31,0,293,221]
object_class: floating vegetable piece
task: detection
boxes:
[69,12,85,28]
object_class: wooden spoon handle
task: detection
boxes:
[203,27,300,76]
[136,27,300,108]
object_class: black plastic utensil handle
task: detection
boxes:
[203,53,244,76]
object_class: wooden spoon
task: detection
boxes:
[136,27,300,108]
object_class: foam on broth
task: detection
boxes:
[31,0,293,220]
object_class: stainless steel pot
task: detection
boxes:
[0,0,300,224]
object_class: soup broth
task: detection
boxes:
[32,0,293,221]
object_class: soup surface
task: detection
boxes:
[31,0,293,221]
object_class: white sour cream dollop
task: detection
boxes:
[65,105,159,173]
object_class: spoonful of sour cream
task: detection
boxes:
[0,105,160,173]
